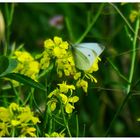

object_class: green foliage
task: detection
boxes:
[5,73,46,92]
[0,57,17,77]
[0,3,140,137]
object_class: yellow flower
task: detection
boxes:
[53,46,66,58]
[25,61,40,81]
[29,61,40,73]
[45,131,65,137]
[64,96,79,114]
[0,107,11,122]
[57,70,63,77]
[11,120,21,126]
[65,103,75,114]
[74,72,81,80]
[59,41,69,49]
[21,127,36,137]
[13,50,40,81]
[54,36,62,45]
[129,10,139,23]
[47,99,58,112]
[0,123,9,137]
[9,102,19,112]
[69,96,79,103]
[48,88,59,98]
[40,51,50,69]
[58,81,75,93]
[85,58,100,73]
[31,117,41,125]
[50,101,57,111]
[41,36,74,78]
[48,82,79,114]
[59,93,68,104]
[14,51,33,63]
[0,103,40,137]
[17,106,40,125]
[76,79,88,93]
[44,39,55,49]
[41,37,101,93]
[68,55,75,65]
[59,93,79,114]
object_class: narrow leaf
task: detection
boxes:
[0,55,9,74]
[5,73,46,92]
[0,58,17,77]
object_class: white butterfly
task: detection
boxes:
[72,43,105,70]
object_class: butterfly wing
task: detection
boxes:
[72,43,105,70]
[73,45,97,70]
[78,43,105,56]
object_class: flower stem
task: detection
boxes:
[76,114,79,137]
[60,103,72,137]
[76,4,104,44]
[126,19,139,94]
[110,3,140,40]
[105,15,140,137]
[11,126,15,137]
[65,17,75,42]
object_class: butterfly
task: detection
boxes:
[71,43,105,70]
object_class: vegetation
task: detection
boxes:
[0,3,140,137]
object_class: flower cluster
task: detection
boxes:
[48,81,79,114]
[0,103,40,137]
[45,131,65,137]
[40,36,78,78]
[13,50,40,81]
[40,36,100,93]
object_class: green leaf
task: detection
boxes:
[0,58,18,77]
[0,56,9,74]
[5,73,46,92]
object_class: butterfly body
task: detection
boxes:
[72,43,104,70]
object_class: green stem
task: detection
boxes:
[60,104,72,137]
[42,106,48,136]
[105,15,140,136]
[126,19,139,94]
[105,92,131,136]
[76,4,104,44]
[32,93,43,115]
[107,58,130,84]
[110,3,140,40]
[23,90,32,105]
[65,17,75,42]
[48,112,53,134]
[83,124,86,137]
[11,83,23,104]
[29,88,34,108]
[11,126,15,137]
[76,114,79,137]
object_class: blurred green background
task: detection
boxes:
[0,3,140,137]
